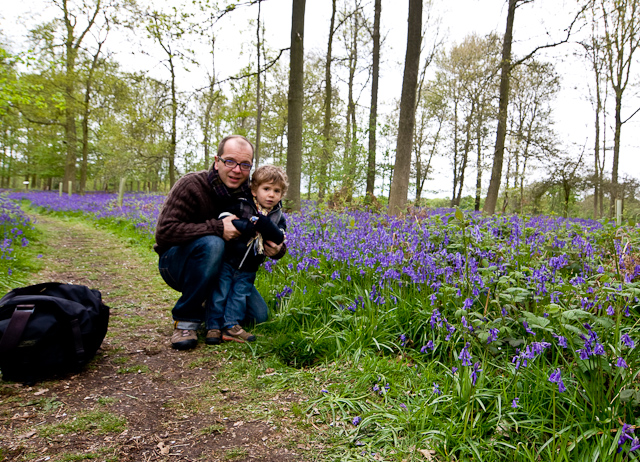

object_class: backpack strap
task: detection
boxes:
[0,304,35,353]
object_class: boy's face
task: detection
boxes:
[252,181,284,210]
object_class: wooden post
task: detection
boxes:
[68,181,72,198]
[616,199,622,226]
[118,177,126,207]
[59,182,63,197]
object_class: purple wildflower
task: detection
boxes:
[616,357,628,368]
[471,362,482,386]
[548,368,566,393]
[618,423,634,453]
[511,397,519,408]
[523,321,536,336]
[458,342,472,366]
[487,328,499,344]
[622,334,635,349]
[433,383,441,395]
[553,334,568,348]
[352,416,361,426]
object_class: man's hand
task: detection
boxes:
[221,215,240,241]
[263,240,283,257]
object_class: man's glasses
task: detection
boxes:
[218,157,252,171]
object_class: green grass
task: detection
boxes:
[116,364,150,374]
[38,410,127,438]
[199,423,225,435]
[223,447,248,460]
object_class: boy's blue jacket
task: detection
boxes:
[224,197,286,272]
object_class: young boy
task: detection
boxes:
[205,165,288,344]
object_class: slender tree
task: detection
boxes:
[255,0,263,167]
[482,0,585,214]
[483,0,517,215]
[597,0,640,213]
[366,0,381,198]
[388,0,422,215]
[318,0,337,200]
[57,0,103,193]
[286,0,306,211]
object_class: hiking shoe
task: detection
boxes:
[205,329,222,345]
[171,328,198,350]
[222,325,256,343]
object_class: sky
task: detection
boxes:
[2,0,639,198]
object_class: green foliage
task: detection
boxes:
[38,410,127,437]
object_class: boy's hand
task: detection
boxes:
[221,215,240,240]
[263,240,283,257]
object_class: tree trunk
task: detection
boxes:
[63,50,78,193]
[610,90,622,214]
[169,55,177,187]
[318,0,337,200]
[286,0,306,212]
[388,0,422,215]
[343,10,359,200]
[483,0,517,215]
[474,111,484,211]
[80,40,104,195]
[366,0,381,197]
[255,0,263,167]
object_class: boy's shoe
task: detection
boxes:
[171,328,198,350]
[205,329,222,345]
[222,325,256,343]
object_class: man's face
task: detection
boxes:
[214,139,253,189]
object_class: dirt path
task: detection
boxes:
[0,215,316,461]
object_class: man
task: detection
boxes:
[155,135,285,350]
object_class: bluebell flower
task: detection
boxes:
[618,423,635,453]
[616,357,628,368]
[553,334,568,348]
[471,362,482,385]
[433,383,441,395]
[523,321,536,336]
[622,334,635,349]
[548,368,566,393]
[458,342,472,366]
[352,416,361,426]
[487,328,499,344]
[511,397,519,408]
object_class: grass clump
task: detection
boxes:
[38,410,127,437]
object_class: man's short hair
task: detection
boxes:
[217,135,255,158]
[251,165,289,195]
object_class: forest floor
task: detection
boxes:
[0,214,326,462]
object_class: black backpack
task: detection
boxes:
[0,282,109,384]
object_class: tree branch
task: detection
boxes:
[195,47,289,91]
[511,2,589,69]
[622,105,640,124]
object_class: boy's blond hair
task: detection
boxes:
[251,165,289,195]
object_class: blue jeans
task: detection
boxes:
[207,262,257,330]
[158,236,268,330]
